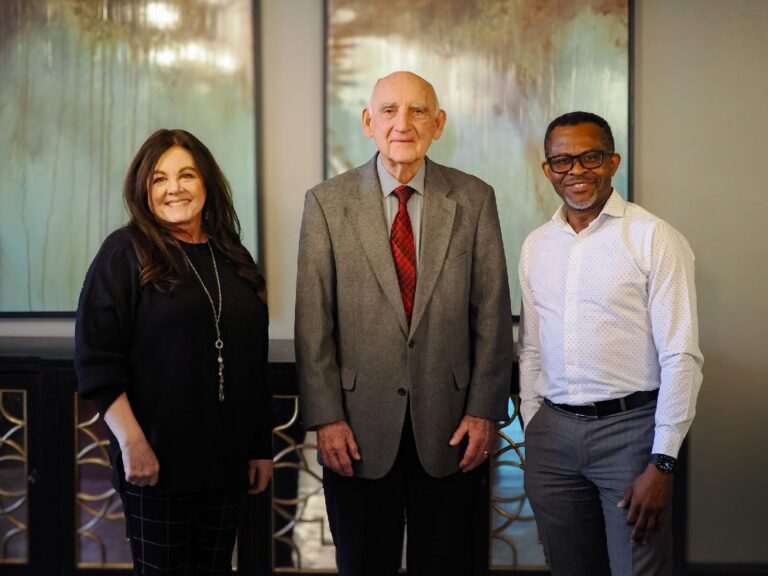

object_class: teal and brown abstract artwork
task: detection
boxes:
[326,0,630,318]
[0,0,258,313]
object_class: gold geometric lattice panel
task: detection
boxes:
[75,395,132,568]
[490,395,545,570]
[0,389,28,564]
[272,394,336,572]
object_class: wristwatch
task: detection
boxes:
[650,453,676,474]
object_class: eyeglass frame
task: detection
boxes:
[544,149,617,174]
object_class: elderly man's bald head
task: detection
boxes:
[369,71,441,115]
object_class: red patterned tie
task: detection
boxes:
[390,185,417,325]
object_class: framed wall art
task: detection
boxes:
[0,0,260,314]
[325,0,631,317]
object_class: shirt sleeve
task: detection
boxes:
[74,232,139,415]
[518,237,545,429]
[294,190,347,430]
[465,186,514,422]
[248,301,274,459]
[647,222,704,457]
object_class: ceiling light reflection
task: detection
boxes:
[215,52,236,72]
[149,43,239,73]
[152,47,177,66]
[146,3,180,30]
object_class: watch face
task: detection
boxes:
[651,454,676,473]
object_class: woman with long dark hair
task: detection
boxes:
[75,129,272,574]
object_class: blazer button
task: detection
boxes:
[397,388,407,396]
[408,340,415,348]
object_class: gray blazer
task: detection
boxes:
[295,155,513,479]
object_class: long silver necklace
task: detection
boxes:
[182,242,225,402]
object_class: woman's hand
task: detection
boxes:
[121,437,160,486]
[103,392,160,487]
[247,459,274,494]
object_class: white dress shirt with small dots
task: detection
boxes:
[518,190,704,458]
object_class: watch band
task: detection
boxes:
[650,453,676,473]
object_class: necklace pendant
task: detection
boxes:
[218,362,225,401]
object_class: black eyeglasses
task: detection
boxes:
[545,149,614,174]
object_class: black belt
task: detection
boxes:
[544,389,659,419]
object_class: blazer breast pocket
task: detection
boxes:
[443,249,470,270]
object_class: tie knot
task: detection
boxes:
[392,185,415,206]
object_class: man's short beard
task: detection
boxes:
[564,192,597,210]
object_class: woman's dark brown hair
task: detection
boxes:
[123,128,266,300]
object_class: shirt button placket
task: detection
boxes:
[563,238,583,393]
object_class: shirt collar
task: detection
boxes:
[376,154,426,198]
[552,189,626,230]
[601,189,627,218]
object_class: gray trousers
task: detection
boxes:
[524,400,673,576]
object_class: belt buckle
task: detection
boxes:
[577,402,599,420]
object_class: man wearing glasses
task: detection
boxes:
[518,111,703,575]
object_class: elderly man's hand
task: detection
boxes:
[618,463,672,543]
[317,420,361,477]
[449,415,495,473]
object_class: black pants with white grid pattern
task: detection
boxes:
[122,488,241,575]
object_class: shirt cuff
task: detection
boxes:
[651,426,684,458]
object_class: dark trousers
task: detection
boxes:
[122,488,241,575]
[524,401,673,576]
[323,411,483,576]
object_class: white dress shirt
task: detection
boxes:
[377,154,425,268]
[518,190,703,457]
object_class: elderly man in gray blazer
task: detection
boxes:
[295,71,513,576]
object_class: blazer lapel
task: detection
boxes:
[410,159,455,335]
[354,157,410,336]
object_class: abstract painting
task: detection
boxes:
[0,0,258,313]
[325,0,630,316]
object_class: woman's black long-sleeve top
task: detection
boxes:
[74,228,272,494]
